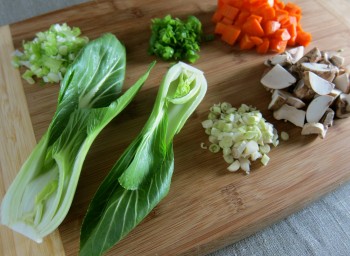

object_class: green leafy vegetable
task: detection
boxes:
[148,15,203,63]
[12,23,89,84]
[0,33,155,243]
[79,62,207,256]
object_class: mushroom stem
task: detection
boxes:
[273,104,306,127]
[301,123,327,139]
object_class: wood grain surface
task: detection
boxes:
[2,0,350,255]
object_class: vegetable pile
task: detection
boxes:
[12,23,89,84]
[202,103,278,174]
[261,46,350,138]
[80,62,207,256]
[1,33,155,243]
[149,15,203,63]
[2,0,344,252]
[212,0,312,53]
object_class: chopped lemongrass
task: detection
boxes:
[239,158,251,174]
[223,147,232,156]
[261,154,270,166]
[224,155,234,164]
[208,135,218,144]
[251,151,262,161]
[200,142,208,149]
[208,112,217,120]
[201,119,213,129]
[221,102,232,112]
[209,144,220,153]
[281,131,289,141]
[210,106,221,114]
[202,102,278,174]
[259,144,271,154]
[227,160,240,172]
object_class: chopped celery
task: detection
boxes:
[281,131,290,141]
[12,23,88,85]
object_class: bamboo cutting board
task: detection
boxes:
[1,0,350,255]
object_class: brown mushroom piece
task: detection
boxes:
[333,73,350,93]
[330,55,345,68]
[268,90,287,111]
[275,89,306,108]
[301,123,327,139]
[300,62,338,82]
[319,51,331,65]
[296,47,322,64]
[303,71,335,95]
[320,108,335,128]
[269,53,292,66]
[261,64,296,90]
[335,93,350,118]
[293,79,315,101]
[273,104,306,127]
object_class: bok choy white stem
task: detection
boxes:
[79,62,207,256]
[0,33,155,243]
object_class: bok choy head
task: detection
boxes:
[80,62,207,256]
[0,33,155,243]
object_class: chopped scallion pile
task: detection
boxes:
[148,15,203,63]
[202,102,279,174]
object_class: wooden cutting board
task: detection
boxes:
[1,0,350,255]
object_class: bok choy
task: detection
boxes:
[80,62,207,256]
[0,33,155,243]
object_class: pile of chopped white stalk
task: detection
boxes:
[201,103,278,174]
[261,46,350,138]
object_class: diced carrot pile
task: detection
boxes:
[212,0,312,54]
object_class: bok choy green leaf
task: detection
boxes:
[80,62,207,256]
[0,33,155,243]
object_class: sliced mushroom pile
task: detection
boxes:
[261,46,350,139]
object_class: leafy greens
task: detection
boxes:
[80,62,207,256]
[0,33,155,243]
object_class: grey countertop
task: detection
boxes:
[1,1,350,255]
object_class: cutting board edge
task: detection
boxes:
[0,24,65,256]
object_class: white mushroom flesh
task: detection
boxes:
[286,46,304,64]
[304,71,335,95]
[261,64,296,89]
[306,95,334,123]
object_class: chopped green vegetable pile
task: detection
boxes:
[148,15,202,63]
[202,103,278,174]
[12,23,88,84]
